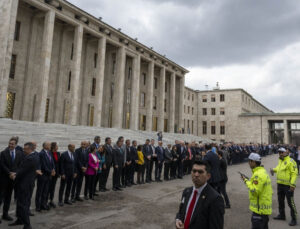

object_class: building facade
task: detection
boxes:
[0,0,188,133]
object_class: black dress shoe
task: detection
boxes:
[58,202,64,207]
[100,189,105,192]
[289,219,297,226]
[35,208,41,212]
[64,200,72,205]
[132,183,137,185]
[104,188,110,191]
[273,215,286,220]
[113,188,118,191]
[71,199,76,203]
[76,197,84,202]
[94,193,99,196]
[225,205,231,209]
[41,205,50,211]
[29,211,35,216]
[9,220,23,226]
[84,196,89,200]
[2,214,13,221]
[49,202,56,208]
[116,187,123,191]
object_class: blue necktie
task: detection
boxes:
[11,151,15,163]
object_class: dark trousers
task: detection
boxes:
[183,160,188,175]
[121,166,126,186]
[58,175,74,202]
[145,159,151,182]
[125,163,133,184]
[251,212,269,229]
[48,176,58,202]
[296,160,300,174]
[71,172,84,199]
[35,175,50,209]
[137,164,145,184]
[164,162,171,180]
[2,179,14,215]
[113,166,121,188]
[101,165,111,189]
[277,184,297,219]
[129,163,136,184]
[177,160,183,178]
[16,187,33,228]
[149,160,154,180]
[187,159,193,174]
[170,160,177,178]
[219,181,230,206]
[155,161,163,180]
[85,175,96,198]
[94,173,100,193]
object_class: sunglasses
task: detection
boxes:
[192,169,205,174]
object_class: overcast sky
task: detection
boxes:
[69,0,300,113]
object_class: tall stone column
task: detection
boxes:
[112,46,126,129]
[169,72,176,133]
[94,37,106,127]
[284,119,289,144]
[178,75,185,132]
[130,54,141,130]
[157,66,166,132]
[34,10,55,122]
[0,0,19,117]
[146,61,154,131]
[70,25,83,125]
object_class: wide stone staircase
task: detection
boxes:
[0,118,211,151]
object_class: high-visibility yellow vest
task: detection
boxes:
[273,156,298,187]
[244,166,273,215]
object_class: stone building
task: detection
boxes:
[0,0,188,133]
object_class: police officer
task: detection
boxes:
[271,147,298,226]
[240,153,272,229]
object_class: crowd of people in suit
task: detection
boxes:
[0,134,298,229]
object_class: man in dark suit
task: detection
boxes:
[149,139,156,181]
[9,142,37,229]
[112,139,125,191]
[59,144,77,206]
[176,141,186,179]
[124,139,132,187]
[101,137,113,191]
[35,142,55,212]
[176,160,224,229]
[91,136,101,150]
[142,139,151,183]
[155,141,164,182]
[0,139,24,221]
[129,140,138,185]
[203,144,222,191]
[71,141,88,201]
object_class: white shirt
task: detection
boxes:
[68,150,73,160]
[185,183,208,220]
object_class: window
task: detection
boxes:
[111,83,114,100]
[67,71,72,91]
[192,94,194,101]
[91,78,96,96]
[211,108,216,115]
[140,93,145,107]
[143,73,146,85]
[128,67,132,80]
[164,99,167,112]
[9,55,17,79]
[211,94,216,102]
[220,107,225,115]
[71,43,74,60]
[184,92,186,99]
[202,95,207,102]
[14,21,21,41]
[165,82,168,92]
[127,89,131,104]
[192,107,194,115]
[211,121,216,135]
[203,108,207,115]
[220,94,225,102]
[154,77,158,89]
[184,105,186,113]
[188,106,190,114]
[220,121,225,135]
[153,96,157,109]
[112,53,116,75]
[188,93,190,100]
[94,53,98,68]
[202,121,207,135]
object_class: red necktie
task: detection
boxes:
[184,190,198,229]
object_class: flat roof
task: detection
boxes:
[240,113,300,117]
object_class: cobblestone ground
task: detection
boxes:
[2,154,299,229]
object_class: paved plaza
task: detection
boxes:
[1,154,298,229]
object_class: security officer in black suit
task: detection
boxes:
[142,139,152,183]
[129,140,138,185]
[9,142,37,229]
[101,137,113,191]
[35,142,55,211]
[58,144,77,206]
[0,139,24,221]
[112,139,124,191]
[72,141,88,201]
